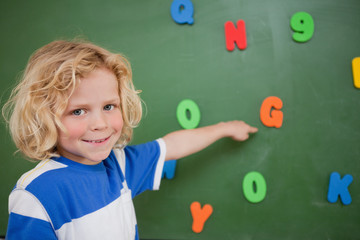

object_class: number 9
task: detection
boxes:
[290,12,314,42]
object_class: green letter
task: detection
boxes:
[176,99,201,129]
[243,171,267,203]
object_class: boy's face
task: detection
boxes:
[57,68,123,165]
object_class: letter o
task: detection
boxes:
[243,171,267,203]
[176,99,201,129]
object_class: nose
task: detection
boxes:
[90,111,108,131]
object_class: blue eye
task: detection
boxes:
[104,104,114,111]
[72,109,85,116]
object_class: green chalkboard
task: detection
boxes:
[1,0,360,239]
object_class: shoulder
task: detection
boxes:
[9,161,62,225]
[123,139,166,159]
[9,188,50,223]
[16,159,68,190]
[112,139,166,168]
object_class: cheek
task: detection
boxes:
[110,111,124,132]
[60,119,88,139]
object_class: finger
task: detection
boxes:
[248,126,258,133]
[233,134,249,141]
[242,134,249,141]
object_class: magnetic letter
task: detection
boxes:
[290,12,314,42]
[224,20,247,51]
[176,99,201,129]
[352,57,360,89]
[327,172,353,205]
[170,0,194,25]
[190,202,213,233]
[242,171,267,203]
[162,160,177,179]
[260,96,283,128]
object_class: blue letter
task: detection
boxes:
[327,172,353,205]
[162,160,177,179]
[170,0,194,25]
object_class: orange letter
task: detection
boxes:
[190,202,213,233]
[224,20,247,51]
[260,96,283,128]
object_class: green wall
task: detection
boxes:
[0,0,359,239]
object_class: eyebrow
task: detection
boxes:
[67,98,121,109]
[104,98,121,104]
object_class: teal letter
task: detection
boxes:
[170,0,194,25]
[327,172,353,205]
[162,160,177,180]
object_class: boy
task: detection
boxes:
[3,40,257,239]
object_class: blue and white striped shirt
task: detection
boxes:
[6,139,166,240]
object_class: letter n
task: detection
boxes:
[224,20,247,51]
[327,172,353,205]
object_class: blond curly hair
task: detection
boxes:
[2,39,142,161]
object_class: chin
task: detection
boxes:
[89,152,112,162]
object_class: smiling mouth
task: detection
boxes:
[83,136,110,143]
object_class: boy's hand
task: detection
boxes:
[164,120,258,161]
[219,121,258,141]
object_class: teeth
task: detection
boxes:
[86,139,106,143]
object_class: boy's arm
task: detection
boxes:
[7,190,57,240]
[162,121,258,161]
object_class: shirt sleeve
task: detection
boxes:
[123,139,166,197]
[6,189,57,240]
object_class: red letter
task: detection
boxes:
[260,96,283,128]
[224,20,247,51]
